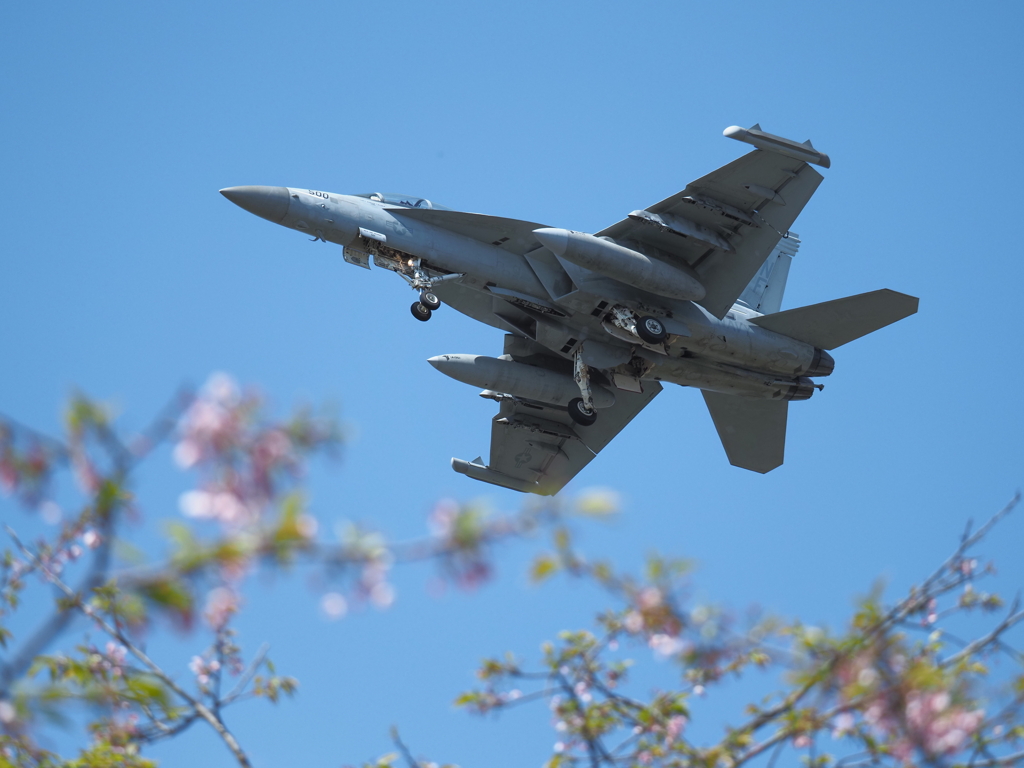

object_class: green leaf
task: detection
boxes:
[530,555,559,583]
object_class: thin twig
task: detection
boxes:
[222,643,270,706]
[9,528,253,768]
[942,600,1024,668]
[390,727,421,768]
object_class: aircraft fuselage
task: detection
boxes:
[223,185,833,404]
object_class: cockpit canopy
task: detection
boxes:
[354,192,450,210]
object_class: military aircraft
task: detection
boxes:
[221,124,918,495]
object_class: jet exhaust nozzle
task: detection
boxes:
[782,377,817,401]
[806,348,835,377]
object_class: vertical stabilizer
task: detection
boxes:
[736,234,800,314]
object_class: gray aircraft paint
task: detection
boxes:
[221,125,918,493]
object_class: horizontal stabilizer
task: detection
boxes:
[750,289,919,350]
[702,392,788,474]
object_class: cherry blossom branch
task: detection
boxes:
[941,598,1024,668]
[222,642,270,706]
[0,508,116,696]
[0,389,191,697]
[7,527,254,768]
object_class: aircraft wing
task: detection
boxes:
[388,208,551,255]
[452,377,662,495]
[701,391,788,474]
[597,149,824,319]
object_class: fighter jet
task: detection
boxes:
[221,124,918,495]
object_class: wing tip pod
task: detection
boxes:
[724,124,831,169]
[451,457,559,496]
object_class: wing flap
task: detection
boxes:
[750,289,919,350]
[702,392,788,474]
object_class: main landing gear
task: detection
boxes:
[635,315,668,344]
[608,306,668,346]
[568,345,598,427]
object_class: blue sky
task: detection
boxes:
[2,1,1023,765]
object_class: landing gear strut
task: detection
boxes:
[568,345,598,426]
[396,259,463,322]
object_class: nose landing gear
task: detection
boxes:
[419,291,441,310]
[397,259,462,323]
[410,302,433,322]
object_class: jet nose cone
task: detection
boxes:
[532,227,569,256]
[220,185,291,224]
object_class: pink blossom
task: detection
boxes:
[180,489,251,526]
[832,712,855,739]
[0,458,16,493]
[297,514,318,539]
[638,587,663,610]
[82,529,102,549]
[664,715,687,745]
[203,587,239,630]
[41,501,62,525]
[72,453,100,494]
[252,429,293,467]
[623,611,643,634]
[369,581,395,609]
[793,734,811,749]
[427,498,460,538]
[320,592,348,620]
[189,655,211,686]
[173,439,201,468]
[174,374,243,467]
[106,642,127,666]
[649,633,685,659]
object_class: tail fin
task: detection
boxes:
[736,234,800,314]
[702,392,788,473]
[750,289,919,350]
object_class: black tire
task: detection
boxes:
[635,315,667,344]
[410,302,432,322]
[420,291,441,310]
[567,397,598,426]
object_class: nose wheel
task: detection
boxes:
[396,259,464,322]
[419,291,441,310]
